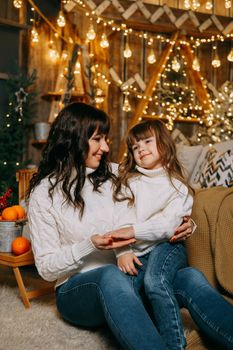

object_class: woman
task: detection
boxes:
[27,102,209,349]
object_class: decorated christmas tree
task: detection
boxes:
[0,69,37,204]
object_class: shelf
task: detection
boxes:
[41,91,86,101]
[143,115,201,124]
[31,140,47,149]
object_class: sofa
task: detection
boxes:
[176,139,233,349]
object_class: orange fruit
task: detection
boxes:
[2,207,18,221]
[11,237,31,256]
[11,205,26,219]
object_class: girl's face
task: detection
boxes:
[131,134,162,170]
[85,129,109,169]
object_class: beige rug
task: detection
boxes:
[0,265,120,350]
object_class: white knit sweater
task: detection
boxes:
[28,166,118,286]
[113,166,193,257]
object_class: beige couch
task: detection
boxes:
[184,186,233,349]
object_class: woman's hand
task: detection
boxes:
[91,233,136,250]
[170,216,194,243]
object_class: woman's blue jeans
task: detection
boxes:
[174,267,233,350]
[144,242,188,350]
[55,264,167,350]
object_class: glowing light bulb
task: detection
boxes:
[225,0,231,8]
[171,57,181,72]
[184,0,191,9]
[49,41,59,61]
[192,0,201,10]
[74,61,81,74]
[86,24,96,41]
[57,10,66,27]
[192,57,200,71]
[212,53,221,68]
[100,33,109,48]
[205,1,213,10]
[61,50,68,60]
[147,48,156,64]
[13,0,22,8]
[122,94,131,112]
[31,27,39,43]
[123,42,132,58]
[95,88,104,104]
[227,48,233,62]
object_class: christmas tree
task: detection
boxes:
[0,69,37,204]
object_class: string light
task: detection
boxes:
[147,47,156,64]
[86,23,96,41]
[171,57,181,72]
[123,36,132,58]
[225,0,232,9]
[13,0,22,8]
[205,1,213,10]
[122,93,131,112]
[227,48,233,62]
[100,32,109,48]
[212,44,221,68]
[48,40,59,61]
[31,26,39,43]
[192,57,200,71]
[57,10,66,27]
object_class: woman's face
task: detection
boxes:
[85,129,109,169]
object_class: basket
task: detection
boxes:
[0,220,25,253]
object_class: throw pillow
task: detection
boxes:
[176,144,203,180]
[198,149,233,188]
[190,140,233,188]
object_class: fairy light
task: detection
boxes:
[57,10,66,27]
[184,0,191,9]
[100,32,109,48]
[122,93,131,112]
[123,36,132,59]
[147,47,156,64]
[212,44,221,68]
[86,23,96,41]
[192,57,200,71]
[205,0,213,10]
[13,0,22,8]
[171,57,181,72]
[227,48,233,62]
[74,60,81,74]
[48,40,59,61]
[225,0,231,8]
[31,26,39,43]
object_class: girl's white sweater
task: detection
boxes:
[113,166,193,257]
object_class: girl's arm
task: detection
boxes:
[109,183,193,243]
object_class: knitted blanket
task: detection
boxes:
[185,186,233,302]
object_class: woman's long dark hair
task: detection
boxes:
[28,102,116,217]
[114,119,191,205]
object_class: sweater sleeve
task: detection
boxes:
[28,188,96,282]
[133,183,193,242]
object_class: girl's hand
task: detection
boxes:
[104,226,135,240]
[170,216,193,243]
[91,234,136,250]
[117,253,143,276]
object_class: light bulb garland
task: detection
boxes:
[13,0,22,8]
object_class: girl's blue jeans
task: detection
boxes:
[144,242,188,350]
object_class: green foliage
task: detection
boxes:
[0,69,37,203]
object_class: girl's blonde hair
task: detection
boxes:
[114,119,191,205]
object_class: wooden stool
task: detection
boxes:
[0,249,54,308]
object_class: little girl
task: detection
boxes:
[110,119,194,350]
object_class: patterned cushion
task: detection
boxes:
[190,140,233,188]
[192,148,233,188]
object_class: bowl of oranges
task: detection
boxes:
[0,205,27,253]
